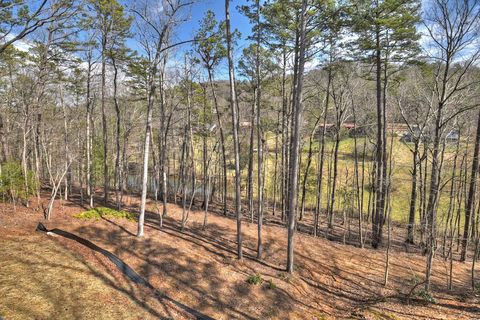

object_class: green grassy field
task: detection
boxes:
[191,131,464,229]
[259,134,461,226]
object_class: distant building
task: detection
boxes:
[386,123,410,136]
[400,126,422,143]
[398,126,460,144]
[239,121,251,128]
[446,130,460,143]
[343,123,367,137]
[315,123,336,138]
[314,123,367,138]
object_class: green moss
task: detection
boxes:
[73,207,135,221]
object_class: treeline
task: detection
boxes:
[1,0,480,293]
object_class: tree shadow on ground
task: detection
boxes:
[67,219,298,319]
[37,195,479,319]
[0,234,178,319]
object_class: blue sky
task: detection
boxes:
[176,0,252,71]
[177,0,252,44]
[124,0,254,79]
[8,0,254,80]
[174,0,254,78]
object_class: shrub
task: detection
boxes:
[0,161,38,203]
[266,279,276,289]
[247,273,263,285]
[73,207,135,221]
[414,289,436,304]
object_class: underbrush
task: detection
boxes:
[247,273,263,285]
[247,274,277,289]
[266,279,277,289]
[0,161,38,203]
[414,289,436,304]
[73,207,135,221]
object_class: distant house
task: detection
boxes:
[314,123,367,138]
[446,130,460,143]
[386,123,410,136]
[400,132,416,143]
[343,123,367,137]
[315,123,336,138]
[239,121,251,128]
[398,126,461,144]
[400,126,423,143]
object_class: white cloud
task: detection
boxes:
[3,33,32,52]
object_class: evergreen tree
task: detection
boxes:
[193,10,229,216]
[350,0,421,248]
[87,0,131,204]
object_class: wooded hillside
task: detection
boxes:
[1,0,480,318]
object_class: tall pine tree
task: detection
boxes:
[350,0,421,248]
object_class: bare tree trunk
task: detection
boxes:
[461,110,480,261]
[78,130,84,205]
[280,47,289,223]
[472,238,479,290]
[425,116,443,291]
[34,114,42,204]
[60,86,71,201]
[384,131,395,286]
[21,105,29,207]
[352,103,363,248]
[456,151,468,252]
[85,53,94,208]
[207,69,228,216]
[101,31,109,204]
[202,84,209,210]
[121,124,130,204]
[314,74,330,237]
[247,89,255,222]
[41,132,71,220]
[225,0,243,259]
[137,74,155,237]
[272,110,280,216]
[384,187,392,286]
[45,171,69,220]
[112,56,122,210]
[0,114,8,162]
[203,176,211,229]
[360,137,367,223]
[328,125,341,229]
[158,58,169,220]
[419,142,428,246]
[406,142,420,244]
[181,66,195,230]
[372,26,386,249]
[255,0,264,258]
[287,0,307,273]
[300,117,321,221]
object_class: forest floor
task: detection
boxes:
[0,192,479,319]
